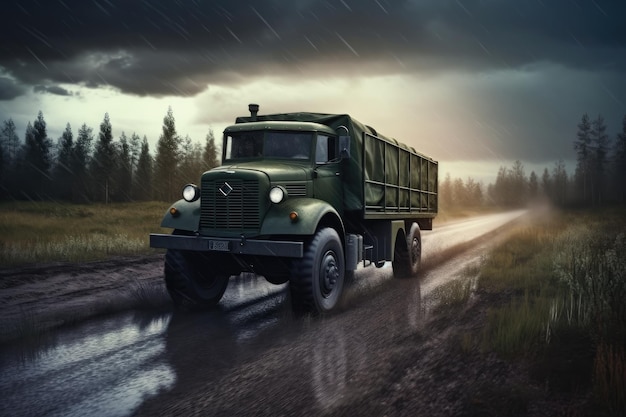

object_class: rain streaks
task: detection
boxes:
[251,6,281,40]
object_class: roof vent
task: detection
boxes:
[248,103,259,121]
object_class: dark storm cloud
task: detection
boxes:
[0,76,25,100]
[33,85,73,96]
[0,0,625,98]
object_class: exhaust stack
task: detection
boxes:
[248,103,259,121]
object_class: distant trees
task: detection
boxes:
[203,128,220,170]
[178,134,204,186]
[54,123,75,200]
[0,107,221,203]
[90,113,118,203]
[0,119,19,198]
[574,113,615,206]
[72,124,94,203]
[116,132,133,202]
[574,113,592,204]
[1,107,624,209]
[134,136,153,201]
[549,160,569,207]
[20,112,53,199]
[614,115,626,203]
[438,173,484,210]
[154,107,181,202]
[442,157,578,210]
[486,160,532,207]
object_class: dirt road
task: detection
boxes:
[2,210,574,417]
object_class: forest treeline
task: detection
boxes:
[438,113,626,210]
[0,107,219,203]
[1,109,625,207]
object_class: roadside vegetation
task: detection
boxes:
[0,200,170,267]
[0,199,491,268]
[455,207,626,415]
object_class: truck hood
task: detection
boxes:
[210,162,311,182]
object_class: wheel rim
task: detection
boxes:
[319,250,339,298]
[410,237,420,266]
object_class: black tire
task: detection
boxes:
[290,228,345,314]
[164,249,230,311]
[392,222,421,278]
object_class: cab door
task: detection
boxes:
[313,135,344,214]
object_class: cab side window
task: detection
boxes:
[316,135,337,164]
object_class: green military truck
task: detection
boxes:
[150,104,438,314]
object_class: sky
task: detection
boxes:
[1,0,625,184]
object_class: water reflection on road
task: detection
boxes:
[0,313,174,417]
[0,272,296,417]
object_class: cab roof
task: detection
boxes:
[224,120,337,136]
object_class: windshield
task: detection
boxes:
[225,131,313,161]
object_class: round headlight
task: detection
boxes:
[182,184,200,202]
[269,186,286,204]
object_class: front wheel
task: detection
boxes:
[290,228,345,314]
[164,249,230,311]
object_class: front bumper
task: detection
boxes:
[149,233,303,258]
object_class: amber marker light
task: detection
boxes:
[289,211,299,222]
[169,207,180,217]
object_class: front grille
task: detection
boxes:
[200,179,260,231]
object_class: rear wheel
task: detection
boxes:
[164,249,230,311]
[290,228,345,314]
[392,222,421,278]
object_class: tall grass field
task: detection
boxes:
[0,201,171,266]
[473,207,626,414]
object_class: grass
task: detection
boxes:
[0,200,170,266]
[468,207,626,414]
[0,201,490,268]
[431,275,476,312]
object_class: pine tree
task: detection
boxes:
[528,171,539,200]
[0,119,20,198]
[134,136,153,201]
[154,107,181,201]
[574,113,592,204]
[91,113,117,203]
[541,168,551,199]
[179,134,194,183]
[116,132,132,201]
[54,123,74,200]
[0,132,4,197]
[452,177,466,207]
[552,160,568,206]
[510,160,527,206]
[202,128,220,170]
[613,114,626,203]
[72,124,94,203]
[21,111,53,199]
[466,177,483,206]
[130,133,141,174]
[590,114,610,206]
[1,119,20,164]
[492,166,512,206]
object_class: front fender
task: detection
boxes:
[260,198,341,236]
[160,199,201,231]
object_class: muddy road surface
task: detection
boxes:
[0,210,527,417]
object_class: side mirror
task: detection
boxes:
[339,135,351,159]
[337,125,351,159]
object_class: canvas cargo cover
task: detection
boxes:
[235,112,437,218]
